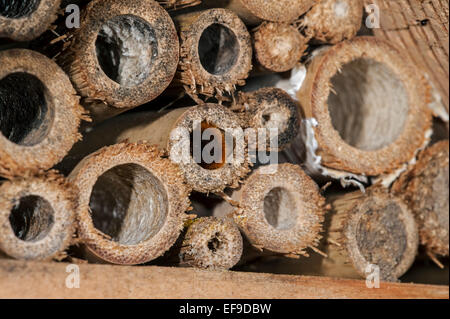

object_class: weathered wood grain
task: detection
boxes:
[0,259,447,299]
[365,0,449,112]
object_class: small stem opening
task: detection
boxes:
[89,163,168,245]
[0,72,53,146]
[0,0,40,18]
[95,15,158,87]
[260,107,290,132]
[327,58,409,151]
[207,233,222,253]
[263,187,297,230]
[9,195,54,242]
[198,23,239,75]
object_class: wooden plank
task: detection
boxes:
[0,259,448,299]
[365,0,449,112]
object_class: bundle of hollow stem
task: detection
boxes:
[0,0,447,284]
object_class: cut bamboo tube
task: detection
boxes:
[178,217,243,270]
[202,0,315,25]
[322,188,419,282]
[175,8,252,99]
[0,0,60,41]
[214,163,325,256]
[295,36,433,176]
[0,49,87,178]
[188,192,283,266]
[253,22,308,73]
[392,140,449,257]
[68,142,191,265]
[0,171,76,260]
[157,0,201,10]
[301,0,363,44]
[237,87,301,151]
[59,0,179,122]
[64,104,250,193]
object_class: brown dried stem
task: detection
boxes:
[0,171,77,260]
[0,49,87,178]
[214,163,325,257]
[322,188,419,282]
[64,104,250,193]
[237,87,301,151]
[301,0,363,44]
[253,22,308,73]
[174,8,252,100]
[178,217,243,270]
[157,0,202,10]
[0,0,60,41]
[296,36,432,176]
[392,140,449,257]
[202,0,315,25]
[68,142,191,265]
[59,0,179,122]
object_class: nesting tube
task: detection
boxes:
[0,0,60,41]
[253,22,308,73]
[59,0,179,122]
[0,49,87,178]
[203,0,315,25]
[157,0,201,10]
[301,0,363,44]
[0,172,76,260]
[175,8,252,99]
[68,142,191,265]
[295,36,433,176]
[393,140,449,257]
[178,217,243,270]
[214,164,325,256]
[64,104,250,193]
[322,188,419,282]
[237,87,301,151]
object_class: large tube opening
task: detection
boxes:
[88,163,168,245]
[327,58,409,151]
[0,72,54,146]
[95,15,158,87]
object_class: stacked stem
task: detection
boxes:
[322,188,419,282]
[0,0,60,41]
[64,104,250,193]
[393,140,449,258]
[178,217,243,270]
[0,49,87,178]
[175,8,252,99]
[0,172,77,260]
[237,87,301,151]
[294,36,432,177]
[214,164,325,257]
[59,0,179,122]
[68,142,191,265]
